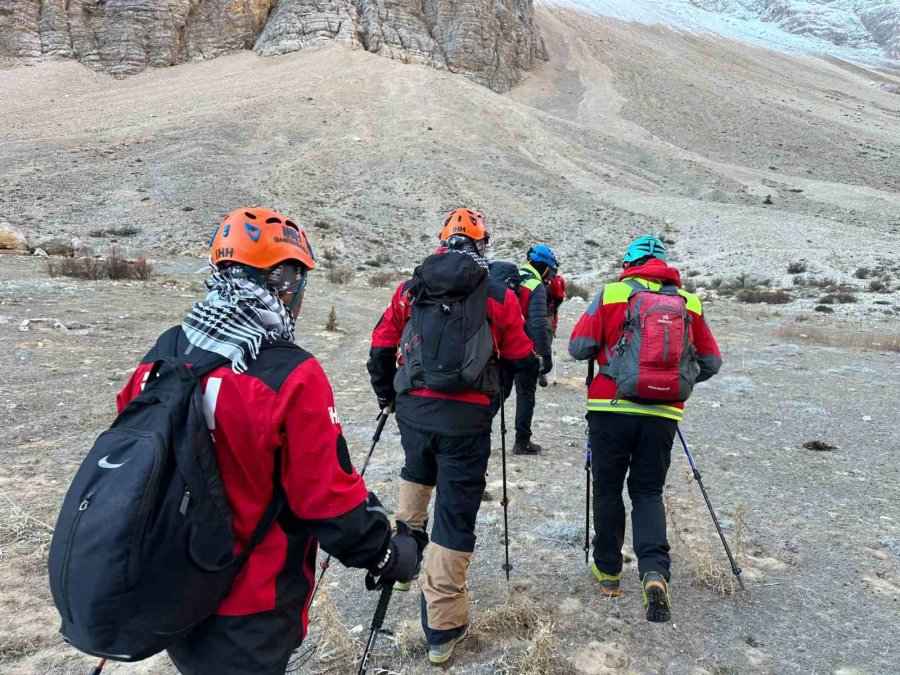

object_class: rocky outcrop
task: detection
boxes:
[0,0,546,92]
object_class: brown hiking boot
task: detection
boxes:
[642,572,671,622]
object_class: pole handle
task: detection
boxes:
[90,659,106,675]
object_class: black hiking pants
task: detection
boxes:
[398,421,491,645]
[588,411,676,581]
[512,357,540,444]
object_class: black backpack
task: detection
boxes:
[394,252,498,396]
[489,260,524,295]
[48,349,284,662]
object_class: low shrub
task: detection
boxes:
[736,288,792,304]
[854,267,871,279]
[787,261,807,274]
[819,292,857,304]
[565,281,591,301]
[47,247,152,281]
[869,279,887,292]
[326,267,354,285]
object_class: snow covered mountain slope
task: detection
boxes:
[549,1,900,66]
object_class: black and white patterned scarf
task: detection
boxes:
[182,267,295,373]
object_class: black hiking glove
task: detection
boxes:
[540,355,553,376]
[376,395,395,413]
[367,521,420,590]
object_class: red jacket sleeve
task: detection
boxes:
[689,307,722,382]
[371,282,410,348]
[568,289,604,362]
[367,281,411,401]
[277,359,369,519]
[494,288,535,362]
[277,357,392,569]
[116,363,153,413]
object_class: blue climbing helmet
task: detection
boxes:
[527,244,559,269]
[623,235,667,264]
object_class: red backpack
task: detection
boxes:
[601,280,701,403]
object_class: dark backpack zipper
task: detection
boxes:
[664,325,670,361]
[126,431,167,585]
[60,491,94,623]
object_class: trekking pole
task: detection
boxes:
[583,359,595,565]
[676,427,745,590]
[357,583,394,675]
[499,371,512,580]
[583,430,591,565]
[308,406,393,607]
[89,659,106,675]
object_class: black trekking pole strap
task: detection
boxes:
[676,427,745,590]
[357,583,395,675]
[586,358,595,387]
[309,406,393,607]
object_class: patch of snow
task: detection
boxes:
[546,0,898,67]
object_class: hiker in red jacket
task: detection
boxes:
[117,208,418,675]
[569,235,721,623]
[547,273,566,339]
[367,208,536,665]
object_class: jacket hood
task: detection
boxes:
[618,258,682,287]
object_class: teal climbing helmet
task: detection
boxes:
[623,235,667,264]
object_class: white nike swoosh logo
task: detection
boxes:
[98,455,130,469]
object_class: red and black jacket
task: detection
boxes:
[568,259,722,421]
[368,270,535,436]
[117,327,391,634]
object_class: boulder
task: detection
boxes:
[36,238,75,256]
[0,222,27,250]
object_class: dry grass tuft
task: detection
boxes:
[565,280,592,301]
[326,266,354,285]
[325,307,339,332]
[512,618,559,675]
[470,591,541,637]
[776,324,900,352]
[46,246,153,281]
[666,471,745,596]
[305,586,359,673]
[0,488,54,557]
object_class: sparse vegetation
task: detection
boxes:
[368,269,398,288]
[736,288,792,304]
[868,279,887,292]
[814,305,834,313]
[565,280,591,301]
[787,261,807,274]
[47,247,152,280]
[854,266,871,279]
[666,471,746,596]
[325,307,338,331]
[819,292,857,304]
[364,259,382,268]
[584,239,600,247]
[326,266,354,285]
[88,225,142,238]
[777,324,900,352]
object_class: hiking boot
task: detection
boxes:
[394,581,411,592]
[641,572,671,623]
[512,441,542,455]
[428,628,467,665]
[591,562,621,598]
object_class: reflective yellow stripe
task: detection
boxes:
[602,282,633,304]
[587,398,684,421]
[677,289,702,315]
[519,264,541,291]
[603,279,703,315]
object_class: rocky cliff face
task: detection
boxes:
[0,0,546,92]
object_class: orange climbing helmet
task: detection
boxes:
[439,208,489,243]
[209,207,317,271]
